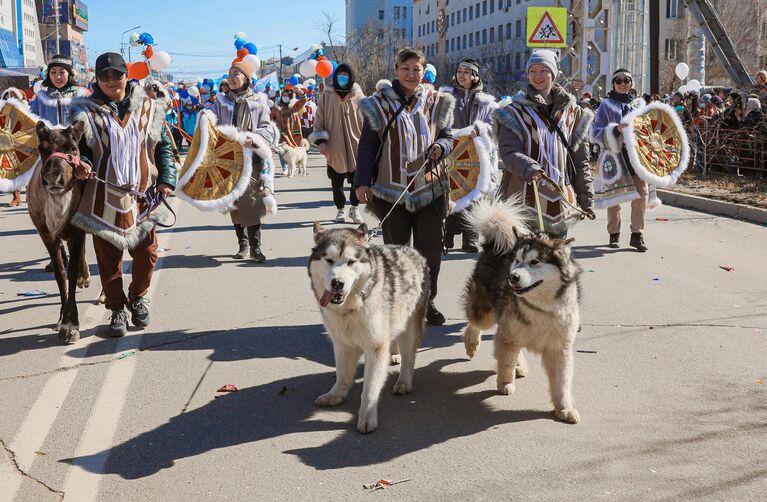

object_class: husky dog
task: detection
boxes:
[276,138,310,177]
[308,222,430,433]
[461,199,583,424]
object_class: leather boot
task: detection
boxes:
[233,224,249,259]
[462,228,479,253]
[608,233,620,249]
[630,232,647,252]
[247,225,266,263]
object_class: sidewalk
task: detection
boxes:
[659,189,767,225]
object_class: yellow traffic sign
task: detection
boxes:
[527,7,568,48]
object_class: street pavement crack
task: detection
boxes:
[583,322,766,329]
[0,438,64,501]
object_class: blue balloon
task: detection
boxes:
[138,32,155,45]
[288,75,299,86]
[243,42,258,55]
[307,85,314,91]
[179,89,189,99]
[234,38,246,50]
[423,69,436,84]
[330,61,339,76]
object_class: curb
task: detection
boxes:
[657,189,767,225]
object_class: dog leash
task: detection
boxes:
[367,159,434,240]
[46,152,177,228]
[531,172,596,231]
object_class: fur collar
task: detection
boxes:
[439,85,497,105]
[360,79,455,131]
[34,86,87,106]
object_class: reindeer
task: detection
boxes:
[28,120,91,344]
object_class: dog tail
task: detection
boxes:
[301,138,310,150]
[464,196,530,255]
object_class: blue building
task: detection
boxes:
[346,0,413,46]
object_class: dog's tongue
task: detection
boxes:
[320,290,334,308]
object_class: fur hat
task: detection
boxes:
[526,50,559,78]
[230,61,253,80]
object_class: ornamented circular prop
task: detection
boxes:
[622,102,689,188]
[442,128,497,213]
[0,102,43,192]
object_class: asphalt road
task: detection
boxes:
[1,152,765,501]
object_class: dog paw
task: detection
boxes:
[58,325,80,344]
[464,339,479,359]
[392,380,413,395]
[390,354,401,365]
[515,364,528,378]
[497,380,516,395]
[77,276,90,289]
[357,410,378,434]
[554,408,580,424]
[315,393,345,407]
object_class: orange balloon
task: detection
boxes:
[316,59,333,78]
[237,48,248,58]
[143,45,154,59]
[232,57,243,65]
[128,61,150,80]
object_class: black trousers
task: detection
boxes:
[375,196,447,300]
[327,166,359,209]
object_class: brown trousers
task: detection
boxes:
[93,229,158,310]
[607,176,648,234]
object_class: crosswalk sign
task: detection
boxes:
[527,7,567,48]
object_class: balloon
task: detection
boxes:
[307,85,314,91]
[129,32,141,47]
[306,78,316,87]
[299,59,317,78]
[678,85,688,95]
[243,54,261,71]
[267,99,274,108]
[148,51,171,71]
[316,59,333,78]
[243,42,258,55]
[237,48,248,58]
[288,75,299,86]
[127,61,150,80]
[187,86,200,98]
[142,45,154,59]
[234,38,245,50]
[138,32,155,45]
[234,31,247,40]
[232,57,243,65]
[330,61,338,76]
[687,79,702,91]
[675,62,689,80]
[268,89,277,98]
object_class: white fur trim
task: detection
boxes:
[622,102,689,188]
[308,130,329,145]
[646,186,662,210]
[594,191,640,210]
[449,124,497,214]
[375,79,392,93]
[603,123,624,153]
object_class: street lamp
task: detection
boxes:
[120,26,141,62]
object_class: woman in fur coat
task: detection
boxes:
[309,63,366,224]
[439,58,498,253]
[271,86,307,175]
[495,50,594,237]
[210,60,278,262]
[590,69,650,251]
[354,47,455,326]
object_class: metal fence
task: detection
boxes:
[694,125,767,176]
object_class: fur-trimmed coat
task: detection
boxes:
[30,85,88,126]
[495,84,594,229]
[271,95,308,147]
[69,83,176,249]
[309,83,365,174]
[211,91,278,226]
[355,79,455,213]
[439,84,497,134]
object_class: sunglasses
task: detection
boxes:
[614,78,632,85]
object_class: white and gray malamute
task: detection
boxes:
[461,199,583,424]
[308,222,430,433]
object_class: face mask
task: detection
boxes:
[336,75,350,87]
[281,96,291,104]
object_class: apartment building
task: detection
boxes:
[0,0,44,68]
[346,0,413,46]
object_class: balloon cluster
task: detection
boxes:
[422,63,437,84]
[127,31,171,80]
[299,47,337,79]
[233,32,261,74]
[674,62,703,95]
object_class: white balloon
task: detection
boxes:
[675,62,689,80]
[267,99,274,108]
[306,78,316,87]
[148,51,171,71]
[129,33,141,47]
[187,86,200,98]
[687,79,701,91]
[299,59,317,78]
[243,54,261,72]
[678,85,688,95]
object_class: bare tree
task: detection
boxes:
[317,10,348,63]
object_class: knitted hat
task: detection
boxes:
[229,60,253,80]
[611,68,633,83]
[526,50,559,77]
[48,54,73,73]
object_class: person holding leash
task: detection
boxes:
[590,69,649,251]
[70,52,176,336]
[271,85,307,175]
[309,63,366,224]
[355,47,455,326]
[495,50,595,237]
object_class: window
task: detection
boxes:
[666,0,683,18]
[499,0,504,9]
[490,27,495,43]
[394,6,400,18]
[378,10,384,20]
[664,39,680,60]
[516,19,522,37]
[490,0,494,13]
[463,8,467,22]
[378,29,384,39]
[506,22,511,40]
[469,6,473,20]
[403,6,407,19]
[432,20,436,33]
[476,31,480,46]
[402,27,406,39]
[483,1,487,16]
[506,53,511,72]
[452,12,456,25]
[418,25,421,37]
[515,52,521,70]
[469,32,473,47]
[475,3,480,18]
[462,34,467,48]
[482,29,487,45]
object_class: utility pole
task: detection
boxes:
[54,0,60,54]
[278,44,283,83]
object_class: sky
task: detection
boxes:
[83,0,345,80]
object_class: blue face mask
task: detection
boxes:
[336,75,350,87]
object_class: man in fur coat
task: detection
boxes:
[70,52,176,336]
[496,50,594,236]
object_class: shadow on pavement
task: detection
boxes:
[62,358,551,478]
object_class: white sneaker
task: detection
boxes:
[335,209,347,223]
[349,206,364,224]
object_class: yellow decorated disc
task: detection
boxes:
[0,104,41,182]
[630,107,685,178]
[444,136,481,202]
[180,121,245,201]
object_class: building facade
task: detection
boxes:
[0,0,44,68]
[36,0,89,77]
[346,0,413,47]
